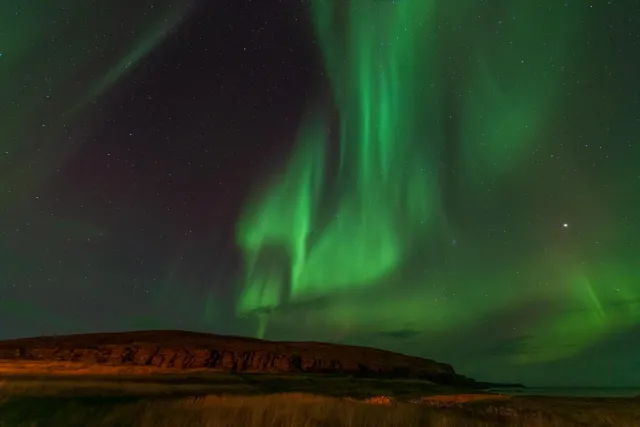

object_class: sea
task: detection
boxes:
[485,387,640,398]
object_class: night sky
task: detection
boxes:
[1,0,639,387]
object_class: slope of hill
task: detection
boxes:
[0,330,493,387]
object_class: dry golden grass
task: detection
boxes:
[0,376,637,426]
[0,377,253,398]
[123,393,640,427]
[0,361,221,376]
[415,394,512,407]
[362,395,394,405]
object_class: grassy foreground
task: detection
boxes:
[0,375,638,427]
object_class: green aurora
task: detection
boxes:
[0,0,190,206]
[0,0,638,387]
[236,0,640,364]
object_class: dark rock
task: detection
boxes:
[0,330,488,387]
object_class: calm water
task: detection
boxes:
[487,387,640,397]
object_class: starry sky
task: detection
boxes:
[1,0,639,387]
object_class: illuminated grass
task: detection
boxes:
[0,377,638,426]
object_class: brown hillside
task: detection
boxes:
[0,330,478,386]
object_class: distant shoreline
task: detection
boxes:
[484,386,640,398]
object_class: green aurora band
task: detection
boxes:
[236,0,640,364]
[0,0,190,206]
[0,0,191,330]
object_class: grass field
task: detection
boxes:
[0,374,638,426]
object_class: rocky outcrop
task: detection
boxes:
[0,330,480,386]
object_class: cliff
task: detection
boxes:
[0,330,481,386]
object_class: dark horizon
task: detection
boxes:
[1,0,638,388]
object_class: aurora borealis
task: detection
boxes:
[1,0,639,387]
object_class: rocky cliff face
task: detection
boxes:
[0,330,476,386]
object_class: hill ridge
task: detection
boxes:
[0,330,491,387]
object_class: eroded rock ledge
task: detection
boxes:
[0,330,486,387]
